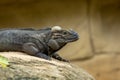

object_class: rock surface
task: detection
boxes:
[0,52,95,80]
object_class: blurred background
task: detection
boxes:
[0,0,120,80]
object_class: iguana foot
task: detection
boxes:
[52,53,69,62]
[35,53,51,60]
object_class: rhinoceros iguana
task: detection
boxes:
[0,26,79,62]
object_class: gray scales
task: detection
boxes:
[0,26,79,62]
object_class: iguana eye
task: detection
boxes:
[63,32,68,35]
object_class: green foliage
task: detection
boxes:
[0,55,9,68]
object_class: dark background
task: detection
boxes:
[0,0,120,80]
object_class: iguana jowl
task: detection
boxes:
[0,26,79,62]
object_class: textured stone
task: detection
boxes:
[73,53,120,80]
[0,52,95,80]
[90,0,120,52]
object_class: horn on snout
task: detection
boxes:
[51,26,62,32]
[69,29,79,36]
[69,29,75,33]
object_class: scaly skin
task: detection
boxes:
[0,27,79,62]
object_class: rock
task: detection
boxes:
[73,53,120,80]
[0,52,95,80]
[90,0,120,52]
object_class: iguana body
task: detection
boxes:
[0,26,79,62]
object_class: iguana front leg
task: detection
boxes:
[22,43,51,60]
[52,53,69,62]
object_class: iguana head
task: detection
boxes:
[51,26,79,43]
